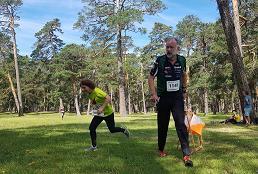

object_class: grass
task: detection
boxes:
[0,112,257,174]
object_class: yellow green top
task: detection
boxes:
[234,114,241,122]
[89,87,113,116]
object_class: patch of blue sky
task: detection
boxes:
[15,0,219,56]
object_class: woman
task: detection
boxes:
[80,79,130,151]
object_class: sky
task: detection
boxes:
[15,0,220,56]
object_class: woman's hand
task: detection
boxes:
[97,106,104,114]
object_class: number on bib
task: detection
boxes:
[166,80,180,91]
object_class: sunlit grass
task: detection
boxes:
[0,112,257,174]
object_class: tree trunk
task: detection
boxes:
[74,94,81,116]
[231,92,235,111]
[6,72,20,114]
[211,98,217,115]
[73,83,81,116]
[223,96,229,114]
[254,82,258,116]
[141,82,146,114]
[133,104,139,113]
[220,99,224,113]
[201,35,209,115]
[216,97,220,114]
[204,88,209,115]
[216,0,251,116]
[59,98,64,110]
[140,63,147,114]
[110,87,114,111]
[198,90,204,113]
[185,67,192,110]
[87,99,91,116]
[10,15,23,116]
[127,81,132,115]
[117,29,127,116]
[116,0,127,117]
[125,74,132,114]
[43,96,46,111]
[232,0,243,56]
[128,90,132,114]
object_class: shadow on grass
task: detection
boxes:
[0,118,257,174]
[26,112,58,115]
[0,112,18,118]
[0,123,171,174]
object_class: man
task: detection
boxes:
[148,37,193,167]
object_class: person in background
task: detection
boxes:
[59,106,65,120]
[243,91,252,126]
[220,110,241,124]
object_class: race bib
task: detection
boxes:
[166,80,180,91]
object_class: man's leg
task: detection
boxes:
[171,98,190,157]
[172,97,193,167]
[157,96,171,152]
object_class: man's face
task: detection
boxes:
[165,39,178,58]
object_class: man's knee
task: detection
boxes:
[176,122,187,130]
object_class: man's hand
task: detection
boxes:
[151,94,160,104]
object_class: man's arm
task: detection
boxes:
[148,75,159,102]
[148,57,160,102]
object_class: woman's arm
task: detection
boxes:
[97,95,111,114]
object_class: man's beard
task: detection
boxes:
[166,53,177,60]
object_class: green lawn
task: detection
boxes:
[0,112,257,174]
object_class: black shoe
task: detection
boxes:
[183,156,193,167]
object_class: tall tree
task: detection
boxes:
[193,22,215,115]
[30,18,64,111]
[143,22,173,56]
[175,15,201,57]
[74,0,165,116]
[0,32,19,113]
[216,0,251,116]
[31,18,64,61]
[175,15,201,111]
[52,44,90,116]
[0,0,23,116]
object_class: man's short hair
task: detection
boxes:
[164,37,180,44]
